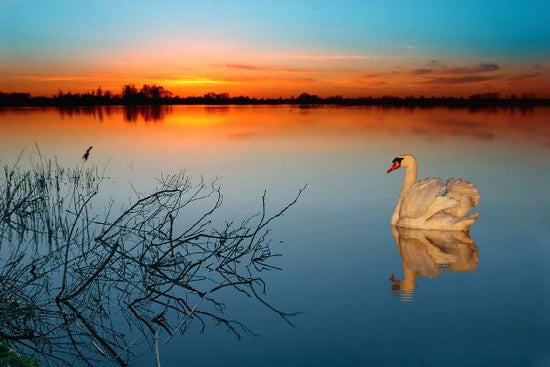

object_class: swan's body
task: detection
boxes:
[387,154,480,231]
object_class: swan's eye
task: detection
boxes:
[392,157,404,164]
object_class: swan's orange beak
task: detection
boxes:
[387,161,400,173]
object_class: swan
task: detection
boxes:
[387,154,480,231]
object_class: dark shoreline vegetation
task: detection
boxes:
[0,156,305,366]
[1,83,549,110]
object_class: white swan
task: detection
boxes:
[387,154,480,231]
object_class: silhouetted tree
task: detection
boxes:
[139,84,172,99]
[122,84,138,100]
[296,92,321,104]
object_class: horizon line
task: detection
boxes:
[0,89,547,101]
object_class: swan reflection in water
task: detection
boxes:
[389,226,479,301]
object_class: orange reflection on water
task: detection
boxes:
[1,106,549,167]
[160,105,550,147]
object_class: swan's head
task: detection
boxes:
[387,154,416,173]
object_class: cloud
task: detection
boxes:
[410,68,433,75]
[223,75,317,83]
[16,75,101,82]
[14,74,137,84]
[220,63,355,74]
[439,63,500,75]
[175,74,317,84]
[269,52,399,61]
[418,75,499,85]
[356,70,401,80]
[222,63,311,72]
[224,64,262,70]
[357,73,386,79]
[506,72,542,82]
[420,61,499,74]
[408,62,502,84]
[167,78,233,85]
[427,59,444,67]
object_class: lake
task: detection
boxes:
[1,105,549,366]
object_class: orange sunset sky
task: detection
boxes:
[1,1,549,98]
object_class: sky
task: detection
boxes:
[0,0,549,97]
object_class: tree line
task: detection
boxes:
[0,84,548,108]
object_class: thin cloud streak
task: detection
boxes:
[439,63,500,75]
[357,73,387,79]
[411,63,500,76]
[16,75,103,82]
[506,72,543,82]
[166,78,234,85]
[223,63,314,72]
[268,52,401,61]
[223,75,317,83]
[417,75,499,85]
[225,64,263,70]
[410,68,433,75]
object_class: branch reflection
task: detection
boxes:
[0,159,303,366]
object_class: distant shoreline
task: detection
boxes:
[2,90,549,109]
[1,98,549,110]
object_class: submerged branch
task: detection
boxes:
[0,158,304,366]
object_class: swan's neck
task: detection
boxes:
[391,161,418,224]
[401,163,418,195]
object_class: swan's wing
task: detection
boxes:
[400,178,454,219]
[444,178,480,217]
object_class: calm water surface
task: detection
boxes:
[1,106,549,366]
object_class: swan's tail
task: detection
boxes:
[457,212,480,231]
[468,212,480,220]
